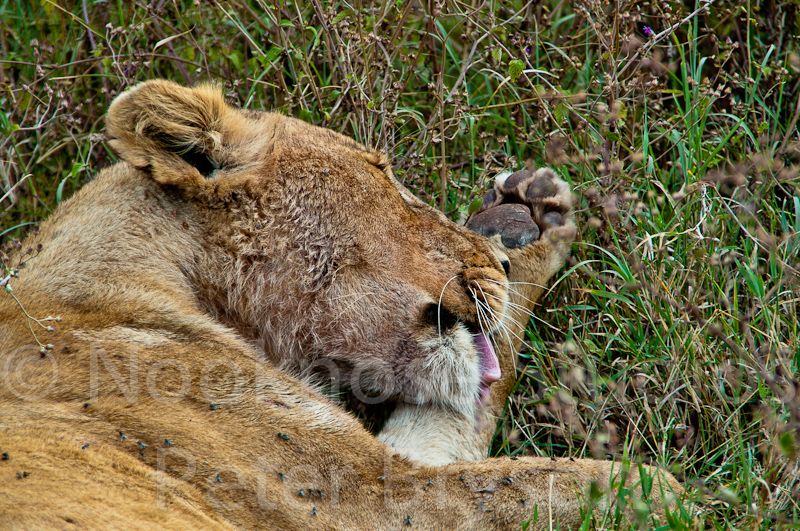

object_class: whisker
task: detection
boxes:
[500,280,550,289]
[494,319,524,349]
[474,293,516,346]
[500,311,528,331]
[472,283,499,330]
[485,277,550,292]
[476,293,526,335]
[476,298,517,352]
[472,286,529,360]
[437,275,460,337]
[470,287,494,333]
[475,281,524,332]
[476,307,488,337]
[479,296,527,331]
[481,290,532,319]
[474,298,492,339]
[482,278,535,297]
[483,278,541,307]
[527,311,564,332]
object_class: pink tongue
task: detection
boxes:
[473,332,501,385]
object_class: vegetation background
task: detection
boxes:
[1,0,798,528]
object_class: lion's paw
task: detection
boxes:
[467,168,574,249]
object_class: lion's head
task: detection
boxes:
[106,80,510,422]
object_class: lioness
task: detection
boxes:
[0,80,681,530]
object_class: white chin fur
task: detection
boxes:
[416,326,481,415]
[377,403,487,465]
[378,327,489,466]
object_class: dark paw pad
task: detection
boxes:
[526,176,558,201]
[468,204,540,248]
[466,167,573,249]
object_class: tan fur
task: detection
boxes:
[0,80,682,530]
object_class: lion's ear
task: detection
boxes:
[106,80,238,187]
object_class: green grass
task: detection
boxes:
[2,1,799,528]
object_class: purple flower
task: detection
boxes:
[644,26,655,38]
